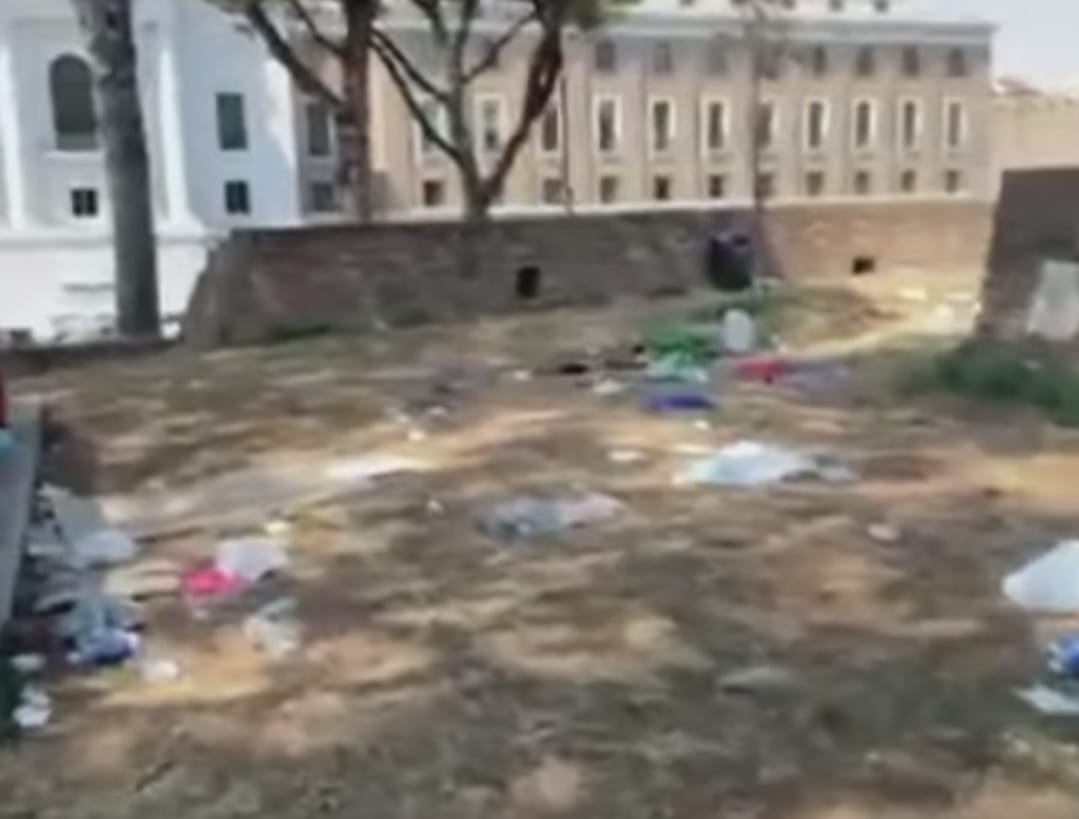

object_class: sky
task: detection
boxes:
[948,0,1079,86]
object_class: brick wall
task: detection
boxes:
[185,200,991,348]
[978,167,1079,341]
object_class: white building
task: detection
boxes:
[0,0,992,341]
[0,0,302,341]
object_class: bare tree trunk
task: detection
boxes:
[340,0,376,221]
[74,0,160,338]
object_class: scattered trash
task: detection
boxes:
[734,355,788,384]
[643,325,715,369]
[1026,259,1079,342]
[264,519,290,537]
[478,492,623,540]
[592,379,625,397]
[323,455,427,485]
[718,664,799,695]
[510,369,533,382]
[608,449,645,464]
[71,529,138,568]
[644,391,717,413]
[644,356,709,385]
[10,655,45,676]
[1003,541,1079,613]
[70,627,140,668]
[1048,635,1079,677]
[244,598,302,660]
[555,361,592,376]
[181,564,248,606]
[13,687,51,731]
[215,537,289,584]
[140,658,183,683]
[1017,684,1079,716]
[867,523,900,544]
[719,309,757,354]
[681,441,853,487]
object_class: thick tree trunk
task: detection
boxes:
[74,0,160,338]
[340,0,376,221]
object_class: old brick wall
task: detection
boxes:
[185,200,991,348]
[978,168,1079,341]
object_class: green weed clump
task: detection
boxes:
[904,339,1079,427]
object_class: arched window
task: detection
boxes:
[50,55,98,151]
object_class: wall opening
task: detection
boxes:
[515,265,542,300]
[851,255,877,276]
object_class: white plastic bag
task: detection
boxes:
[1003,540,1079,612]
[683,441,817,487]
[216,537,289,583]
[720,309,757,354]
[1026,260,1079,342]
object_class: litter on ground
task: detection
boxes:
[478,492,624,540]
[680,441,855,487]
[1003,540,1079,613]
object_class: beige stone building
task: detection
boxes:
[295,0,994,218]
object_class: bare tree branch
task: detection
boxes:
[407,0,449,45]
[244,1,344,107]
[480,28,562,204]
[462,9,536,83]
[370,29,450,102]
[371,39,464,164]
[284,0,345,57]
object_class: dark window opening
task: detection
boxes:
[50,55,98,151]
[422,179,445,207]
[653,175,672,201]
[515,265,542,300]
[216,93,248,151]
[706,232,753,292]
[851,255,877,276]
[224,180,250,215]
[70,187,99,218]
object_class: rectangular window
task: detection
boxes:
[853,170,871,195]
[901,45,921,78]
[540,106,560,154]
[421,178,445,207]
[541,177,563,205]
[758,45,781,80]
[945,100,967,149]
[756,100,777,150]
[702,98,728,152]
[947,47,968,78]
[216,93,248,151]
[900,169,917,193]
[899,99,921,149]
[70,187,98,219]
[804,99,828,151]
[308,181,339,213]
[852,99,876,149]
[805,170,825,197]
[707,173,726,199]
[475,95,505,153]
[595,40,616,72]
[855,46,875,78]
[653,41,674,75]
[653,175,672,201]
[416,98,446,160]
[756,172,775,200]
[944,169,963,194]
[305,102,333,157]
[707,41,728,75]
[650,98,675,154]
[594,96,621,154]
[599,174,619,203]
[810,45,828,77]
[224,180,250,215]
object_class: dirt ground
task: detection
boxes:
[6,272,1079,819]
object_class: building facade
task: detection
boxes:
[0,0,993,341]
[371,0,994,216]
